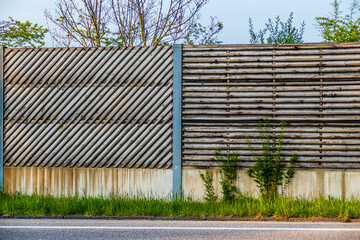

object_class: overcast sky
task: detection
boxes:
[0,0,355,46]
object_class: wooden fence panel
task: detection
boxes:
[3,43,360,170]
[4,46,173,168]
[182,43,360,168]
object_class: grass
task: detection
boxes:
[1,192,360,219]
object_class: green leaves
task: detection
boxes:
[249,12,305,44]
[0,17,48,48]
[216,149,239,202]
[199,170,218,203]
[315,0,360,42]
[183,16,223,45]
[247,116,298,199]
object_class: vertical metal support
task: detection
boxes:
[172,44,182,199]
[0,47,4,191]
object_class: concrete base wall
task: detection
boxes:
[4,167,173,198]
[4,167,360,200]
[183,167,360,200]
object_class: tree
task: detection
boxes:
[0,17,48,48]
[249,12,305,44]
[45,0,109,47]
[45,0,220,47]
[111,0,212,46]
[183,16,223,45]
[316,0,360,42]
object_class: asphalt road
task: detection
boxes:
[1,218,360,240]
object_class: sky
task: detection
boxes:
[0,0,354,45]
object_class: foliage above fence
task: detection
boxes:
[182,43,360,169]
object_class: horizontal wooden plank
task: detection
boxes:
[182,110,360,116]
[182,98,360,104]
[183,150,360,157]
[183,62,360,69]
[183,49,360,57]
[183,121,360,125]
[183,92,360,98]
[183,114,360,120]
[183,81,360,87]
[182,161,360,169]
[182,56,360,63]
[183,75,360,81]
[183,132,360,138]
[182,145,360,151]
[182,42,360,50]
[183,127,360,133]
[182,139,360,145]
[183,68,360,74]
[183,86,360,92]
[182,156,360,163]
[182,104,360,109]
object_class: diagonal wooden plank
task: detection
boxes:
[42,46,164,168]
[127,118,173,168]
[91,84,173,168]
[4,49,37,82]
[65,48,173,168]
[29,46,140,167]
[117,115,172,168]
[4,48,90,142]
[5,48,108,166]
[5,48,65,117]
[4,48,77,124]
[145,142,172,168]
[71,55,173,168]
[83,88,173,168]
[9,47,120,167]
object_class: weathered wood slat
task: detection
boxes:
[183,116,360,121]
[183,133,360,139]
[183,145,360,151]
[183,62,360,68]
[182,104,360,109]
[182,161,360,169]
[182,56,360,63]
[182,158,360,165]
[183,150,360,157]
[184,68,360,74]
[183,122,360,127]
[183,86,360,92]
[183,49,360,57]
[183,128,360,133]
[182,99,360,104]
[183,75,360,81]
[183,92,360,98]
[182,139,360,145]
[183,81,360,86]
[183,110,360,116]
[183,42,360,49]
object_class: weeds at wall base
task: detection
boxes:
[1,192,360,220]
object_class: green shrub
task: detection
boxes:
[247,117,298,199]
[216,149,239,202]
[199,170,218,203]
